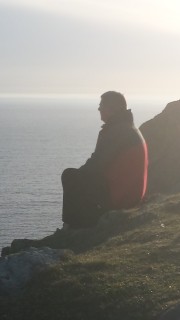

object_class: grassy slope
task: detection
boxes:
[1,194,180,320]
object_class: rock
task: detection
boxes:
[158,304,180,320]
[1,204,157,258]
[140,100,180,194]
[0,247,71,295]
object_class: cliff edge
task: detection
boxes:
[1,194,180,320]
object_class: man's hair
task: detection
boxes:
[101,91,127,112]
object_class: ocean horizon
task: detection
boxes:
[0,93,178,252]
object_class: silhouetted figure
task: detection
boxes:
[61,91,148,228]
[1,91,148,256]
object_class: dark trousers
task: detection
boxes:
[61,168,109,228]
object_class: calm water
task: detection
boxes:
[0,94,172,251]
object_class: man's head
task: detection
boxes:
[98,91,127,123]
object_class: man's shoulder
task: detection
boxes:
[100,121,144,142]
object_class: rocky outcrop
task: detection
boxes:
[0,247,71,295]
[0,194,180,319]
[140,100,180,194]
[0,207,156,295]
[1,207,156,257]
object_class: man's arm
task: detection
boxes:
[79,126,126,175]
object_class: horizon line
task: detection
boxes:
[0,92,178,101]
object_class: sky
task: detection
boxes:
[0,0,180,96]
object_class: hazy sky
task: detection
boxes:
[0,0,180,95]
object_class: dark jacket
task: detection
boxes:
[79,109,148,209]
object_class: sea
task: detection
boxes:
[0,93,176,252]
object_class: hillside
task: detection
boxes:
[1,193,180,320]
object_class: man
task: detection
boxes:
[1,91,148,256]
[61,91,148,228]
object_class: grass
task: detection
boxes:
[1,193,180,320]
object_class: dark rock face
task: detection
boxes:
[140,100,180,194]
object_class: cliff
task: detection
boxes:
[1,193,180,320]
[140,100,180,194]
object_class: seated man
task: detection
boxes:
[61,91,148,228]
[1,91,148,256]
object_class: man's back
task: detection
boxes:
[105,122,148,209]
[81,109,148,209]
